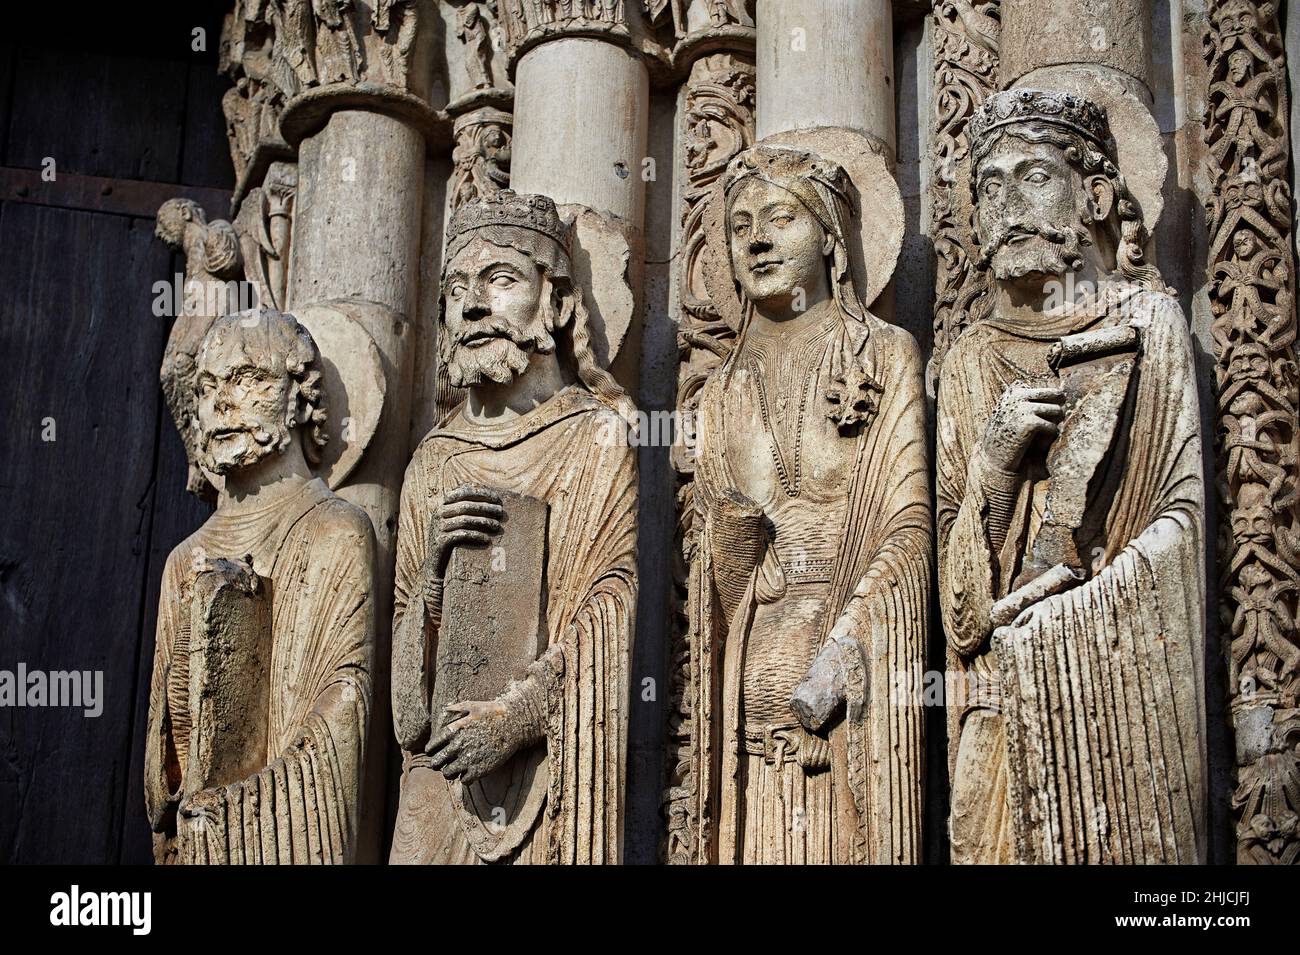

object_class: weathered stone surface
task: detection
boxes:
[389,191,637,864]
[145,309,377,865]
[665,132,930,864]
[939,88,1207,864]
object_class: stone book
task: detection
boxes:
[183,559,272,800]
[432,490,550,719]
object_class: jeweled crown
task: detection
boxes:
[969,88,1114,156]
[446,189,569,249]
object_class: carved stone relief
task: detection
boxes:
[1204,0,1300,866]
[389,191,637,864]
[927,0,1000,393]
[939,89,1207,863]
[665,133,928,864]
[145,309,377,864]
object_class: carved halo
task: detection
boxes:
[701,126,905,332]
[290,299,387,491]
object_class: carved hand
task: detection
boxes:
[422,484,505,612]
[426,698,526,784]
[981,382,1066,472]
[791,636,852,733]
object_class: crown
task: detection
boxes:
[446,189,569,249]
[969,88,1114,157]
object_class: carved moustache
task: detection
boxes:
[978,221,1085,272]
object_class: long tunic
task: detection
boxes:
[144,476,376,864]
[937,282,1207,864]
[388,386,638,864]
[670,310,930,864]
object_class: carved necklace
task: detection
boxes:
[745,323,831,498]
[754,365,807,497]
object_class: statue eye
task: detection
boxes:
[732,221,750,237]
[447,283,466,299]
[490,273,517,289]
[771,212,794,226]
[1025,170,1051,185]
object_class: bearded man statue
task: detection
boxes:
[389,191,638,864]
[144,308,376,864]
[938,89,1207,864]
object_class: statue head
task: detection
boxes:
[194,309,327,476]
[721,144,867,321]
[969,88,1161,292]
[155,198,206,249]
[1232,482,1275,546]
[439,190,628,412]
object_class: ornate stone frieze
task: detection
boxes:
[1204,0,1300,866]
[927,0,1000,394]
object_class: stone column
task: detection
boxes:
[289,108,424,550]
[501,7,654,388]
[267,5,444,862]
[755,0,895,155]
[511,40,650,226]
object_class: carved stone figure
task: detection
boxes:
[938,88,1207,864]
[312,0,362,84]
[456,2,494,90]
[376,0,419,87]
[450,109,513,210]
[234,162,298,312]
[155,199,245,501]
[144,309,377,864]
[389,190,637,864]
[1204,0,1300,864]
[666,136,929,864]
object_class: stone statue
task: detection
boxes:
[456,2,494,90]
[666,137,930,864]
[155,198,244,501]
[937,88,1207,864]
[389,190,637,864]
[312,0,362,84]
[144,309,377,864]
[375,0,419,87]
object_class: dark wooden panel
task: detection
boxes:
[0,42,14,161]
[181,61,236,191]
[119,339,211,864]
[0,203,171,863]
[5,49,187,181]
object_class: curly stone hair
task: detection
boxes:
[199,309,329,465]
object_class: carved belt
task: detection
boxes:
[742,723,832,772]
[779,557,835,585]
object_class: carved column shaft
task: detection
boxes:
[755,0,895,154]
[1204,0,1300,866]
[511,38,651,225]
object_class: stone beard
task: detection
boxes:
[670,144,930,864]
[937,89,1207,864]
[389,192,637,864]
[144,309,376,864]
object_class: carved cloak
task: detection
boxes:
[937,283,1207,863]
[144,477,376,864]
[667,316,929,864]
[389,387,637,864]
